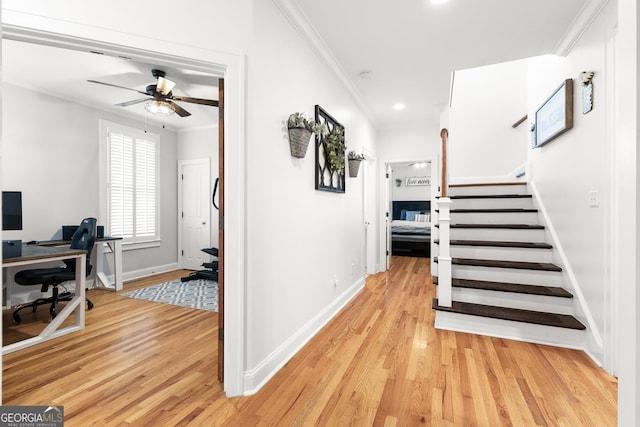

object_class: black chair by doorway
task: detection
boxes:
[12,217,97,324]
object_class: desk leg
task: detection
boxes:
[95,240,123,291]
[112,240,123,291]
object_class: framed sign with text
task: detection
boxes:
[405,176,430,186]
[533,78,574,148]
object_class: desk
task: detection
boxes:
[2,244,86,354]
[36,237,123,291]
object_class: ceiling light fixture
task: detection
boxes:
[145,99,175,116]
[393,103,405,111]
[430,0,449,4]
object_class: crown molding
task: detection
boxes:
[272,0,378,128]
[552,0,611,56]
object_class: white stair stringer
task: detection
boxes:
[434,310,586,350]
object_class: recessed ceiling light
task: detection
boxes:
[430,0,448,4]
[393,103,405,111]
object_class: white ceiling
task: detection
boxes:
[2,39,221,131]
[2,0,590,131]
[293,0,590,128]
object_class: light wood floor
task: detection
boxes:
[2,257,617,426]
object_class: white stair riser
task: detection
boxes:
[434,264,563,286]
[448,245,553,263]
[446,227,546,241]
[448,185,529,197]
[451,288,573,314]
[434,311,586,349]
[450,211,539,224]
[451,198,534,210]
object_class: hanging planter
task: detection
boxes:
[288,127,313,158]
[347,151,366,177]
[287,112,328,159]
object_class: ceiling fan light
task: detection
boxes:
[145,99,175,116]
[157,76,176,95]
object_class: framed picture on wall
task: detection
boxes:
[533,78,574,148]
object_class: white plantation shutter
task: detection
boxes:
[134,138,157,237]
[103,121,159,244]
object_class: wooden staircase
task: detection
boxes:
[432,182,586,347]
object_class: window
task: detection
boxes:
[100,120,160,246]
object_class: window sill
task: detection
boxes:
[122,239,161,251]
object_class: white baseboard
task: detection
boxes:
[118,263,180,283]
[242,276,366,395]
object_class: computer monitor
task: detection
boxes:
[2,191,23,231]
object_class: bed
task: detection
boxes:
[390,200,431,258]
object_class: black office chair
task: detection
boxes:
[13,217,97,324]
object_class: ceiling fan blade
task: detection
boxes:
[115,97,150,107]
[156,76,176,96]
[168,101,191,117]
[172,96,219,107]
[87,79,148,96]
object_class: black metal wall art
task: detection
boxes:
[314,105,345,193]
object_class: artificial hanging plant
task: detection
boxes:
[324,126,346,174]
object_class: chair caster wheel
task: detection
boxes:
[87,301,94,311]
[13,313,21,324]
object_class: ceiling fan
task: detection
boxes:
[88,69,218,117]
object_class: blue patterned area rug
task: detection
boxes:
[120,278,218,312]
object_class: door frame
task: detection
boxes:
[0,20,247,397]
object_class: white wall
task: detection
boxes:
[377,123,440,163]
[448,59,529,182]
[526,2,617,365]
[178,126,219,248]
[391,163,432,201]
[2,83,179,276]
[242,0,377,389]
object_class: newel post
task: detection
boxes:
[437,128,452,307]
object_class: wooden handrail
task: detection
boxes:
[440,128,448,197]
[512,115,528,128]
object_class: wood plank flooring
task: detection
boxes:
[2,258,617,426]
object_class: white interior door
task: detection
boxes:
[179,158,211,270]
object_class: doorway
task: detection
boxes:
[381,160,434,270]
[0,25,244,395]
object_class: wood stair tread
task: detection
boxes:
[434,257,562,272]
[432,276,572,298]
[434,239,552,249]
[450,182,526,188]
[447,208,538,213]
[431,299,586,330]
[449,194,532,199]
[435,223,544,229]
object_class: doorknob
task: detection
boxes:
[202,222,207,225]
